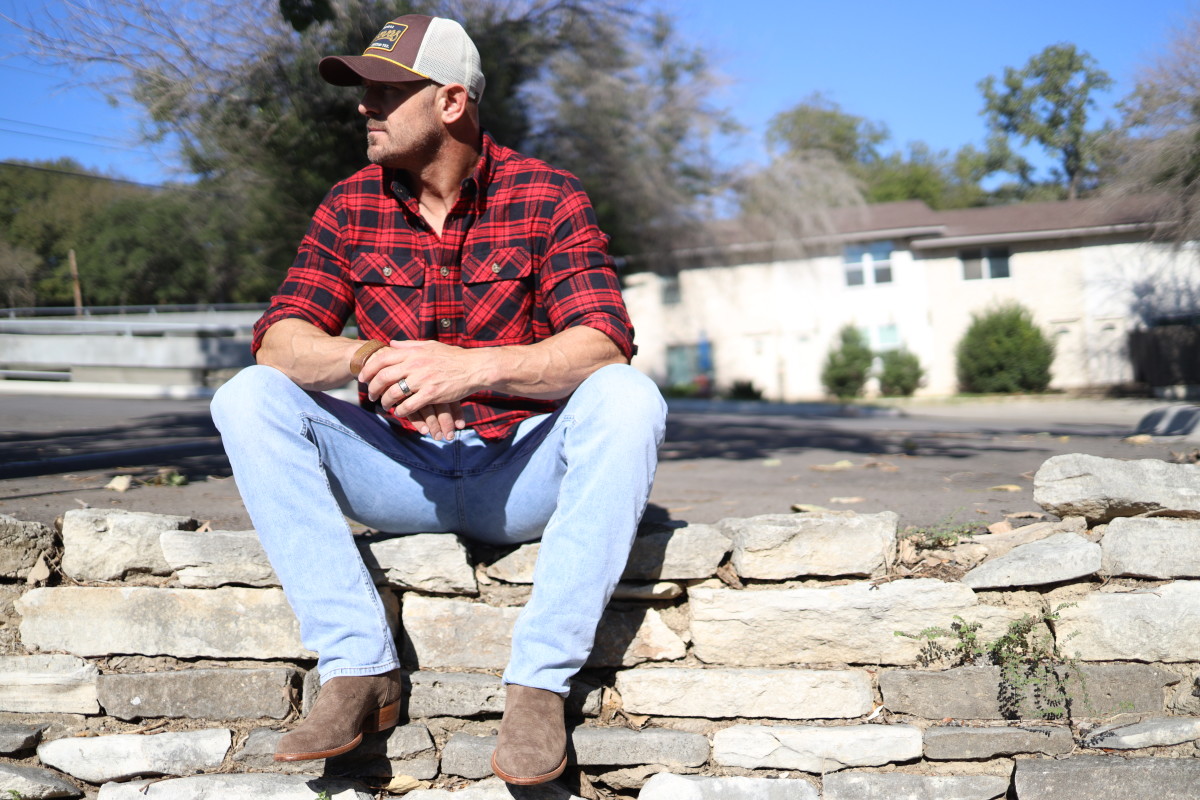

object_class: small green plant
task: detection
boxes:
[903,513,979,550]
[877,348,925,397]
[955,302,1055,394]
[896,603,1086,720]
[821,325,873,400]
[314,791,332,800]
[726,379,763,401]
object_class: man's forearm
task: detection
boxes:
[479,325,627,400]
[256,318,362,391]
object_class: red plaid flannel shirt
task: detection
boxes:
[251,135,635,439]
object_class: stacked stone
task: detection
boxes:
[2,453,1200,798]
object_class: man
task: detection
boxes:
[209,13,666,787]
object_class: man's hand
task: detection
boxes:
[359,340,484,440]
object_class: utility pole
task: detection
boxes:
[69,249,83,316]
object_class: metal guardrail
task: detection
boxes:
[0,303,268,319]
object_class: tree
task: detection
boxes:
[1111,12,1200,245]
[762,93,986,210]
[531,12,736,256]
[821,325,873,400]
[17,0,731,292]
[956,303,1054,394]
[980,43,1114,200]
[877,348,924,397]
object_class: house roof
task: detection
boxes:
[830,195,1170,249]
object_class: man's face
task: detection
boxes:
[358,80,440,169]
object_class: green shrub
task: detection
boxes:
[726,380,763,401]
[877,348,925,397]
[955,303,1054,393]
[821,325,873,400]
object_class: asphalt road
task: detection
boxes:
[0,391,1181,533]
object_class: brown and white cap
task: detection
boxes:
[319,15,486,102]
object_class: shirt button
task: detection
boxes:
[491,263,502,273]
[440,318,451,328]
[440,266,449,277]
[382,266,392,277]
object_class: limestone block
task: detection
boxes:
[571,727,709,767]
[0,722,47,754]
[324,724,438,779]
[639,773,819,799]
[0,763,82,798]
[614,667,873,719]
[689,580,1024,666]
[0,654,99,713]
[98,667,296,720]
[360,533,477,595]
[0,514,54,580]
[405,672,600,718]
[38,728,231,783]
[160,529,277,588]
[1034,453,1200,523]
[711,724,922,772]
[439,733,495,779]
[611,582,683,601]
[967,517,1085,561]
[61,509,193,581]
[402,597,517,670]
[1055,581,1200,661]
[1014,755,1200,799]
[823,772,1009,800]
[1101,517,1200,578]
[1084,716,1200,749]
[961,533,1100,589]
[621,525,731,581]
[924,725,1073,759]
[484,526,729,584]
[405,777,583,799]
[403,596,684,669]
[17,587,318,659]
[724,511,897,579]
[880,663,1175,719]
[96,775,374,799]
[232,728,322,774]
[588,608,686,667]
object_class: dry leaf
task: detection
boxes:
[622,712,650,729]
[987,520,1014,535]
[811,459,855,472]
[715,561,744,589]
[105,475,134,493]
[26,553,51,585]
[988,484,1022,493]
[384,775,429,793]
[791,503,832,513]
[830,496,865,504]
[1124,434,1153,445]
[762,458,782,467]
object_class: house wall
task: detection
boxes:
[624,236,1198,400]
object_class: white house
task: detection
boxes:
[622,196,1199,400]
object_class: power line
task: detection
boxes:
[0,160,218,195]
[0,116,134,146]
[0,125,146,153]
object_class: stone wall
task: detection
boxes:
[4,453,1200,799]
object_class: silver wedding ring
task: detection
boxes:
[396,378,414,397]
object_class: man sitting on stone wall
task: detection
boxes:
[210,13,665,786]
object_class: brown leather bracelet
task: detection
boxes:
[349,339,387,378]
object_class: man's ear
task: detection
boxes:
[439,84,471,124]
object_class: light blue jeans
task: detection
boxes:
[210,363,666,694]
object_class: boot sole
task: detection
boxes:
[274,700,401,762]
[490,751,568,785]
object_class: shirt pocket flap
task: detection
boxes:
[463,247,532,284]
[349,252,425,287]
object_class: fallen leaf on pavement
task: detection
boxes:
[105,475,133,493]
[830,496,866,504]
[811,459,855,472]
[792,503,833,513]
[988,484,1022,492]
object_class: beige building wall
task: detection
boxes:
[624,237,1198,401]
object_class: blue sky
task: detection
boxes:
[0,0,1195,186]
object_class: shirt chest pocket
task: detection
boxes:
[348,252,425,340]
[462,247,536,344]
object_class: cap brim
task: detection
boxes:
[319,55,428,87]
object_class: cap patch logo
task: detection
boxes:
[367,21,408,53]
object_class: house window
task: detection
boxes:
[860,323,901,351]
[844,241,894,287]
[661,275,681,305]
[960,247,1010,280]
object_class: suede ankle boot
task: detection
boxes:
[490,684,568,785]
[275,669,402,761]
